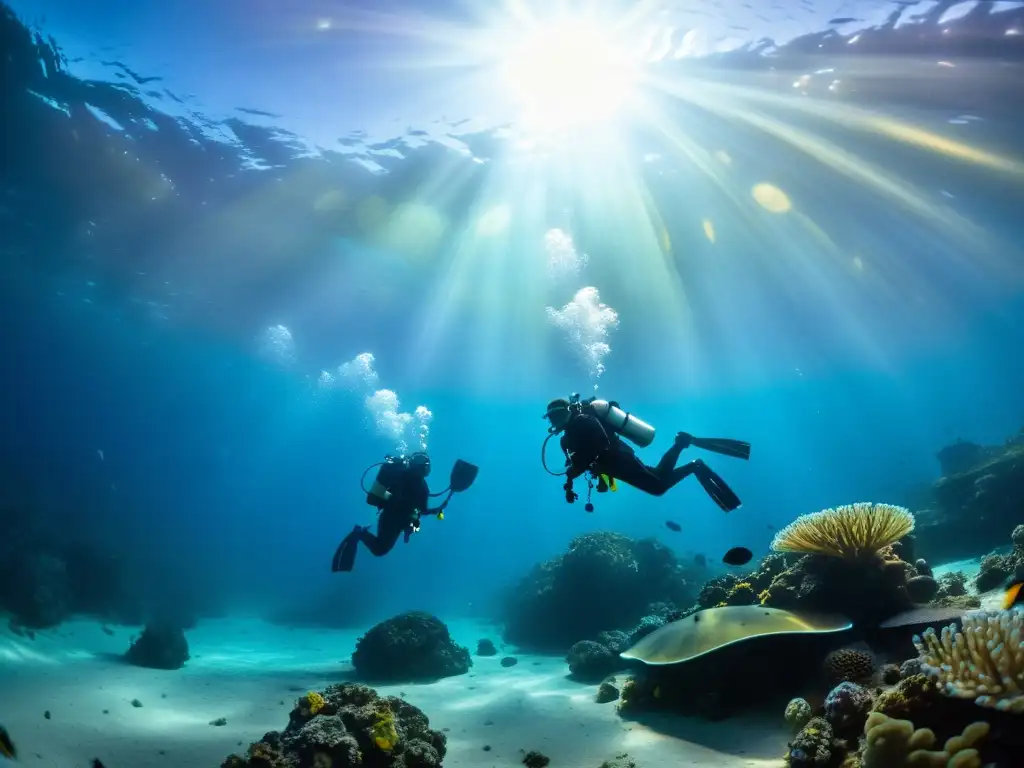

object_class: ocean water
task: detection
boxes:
[1,0,1024,765]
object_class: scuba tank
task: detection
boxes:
[365,455,409,509]
[587,398,656,447]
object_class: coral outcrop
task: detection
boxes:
[220,683,446,768]
[351,612,471,682]
[501,532,696,651]
[973,527,1024,593]
[823,648,876,686]
[567,640,619,683]
[124,622,190,670]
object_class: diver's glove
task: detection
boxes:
[563,481,578,504]
[675,431,693,449]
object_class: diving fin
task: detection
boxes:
[331,527,361,573]
[694,463,742,512]
[449,459,479,493]
[690,437,751,461]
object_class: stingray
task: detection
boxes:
[620,605,854,666]
[877,606,968,629]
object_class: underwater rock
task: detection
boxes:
[598,754,636,768]
[920,437,1024,562]
[595,681,620,704]
[222,683,446,768]
[595,629,630,654]
[522,750,550,768]
[0,552,71,629]
[124,622,189,670]
[476,638,497,656]
[905,575,939,603]
[567,640,619,683]
[501,532,695,652]
[500,656,518,668]
[351,612,471,682]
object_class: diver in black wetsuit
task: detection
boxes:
[332,452,446,572]
[543,396,747,512]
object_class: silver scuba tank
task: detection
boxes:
[589,399,656,447]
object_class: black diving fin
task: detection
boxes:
[689,437,751,461]
[449,459,479,493]
[694,462,742,512]
[331,527,361,573]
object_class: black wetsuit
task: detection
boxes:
[333,471,443,572]
[560,413,699,496]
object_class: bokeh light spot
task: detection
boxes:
[702,219,716,244]
[752,183,792,214]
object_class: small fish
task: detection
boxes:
[665,520,681,533]
[1002,579,1024,611]
[0,725,16,759]
[723,546,753,566]
[653,685,661,699]
[97,449,105,461]
[693,554,707,568]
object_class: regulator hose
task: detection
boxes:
[541,432,568,477]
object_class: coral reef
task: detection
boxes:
[785,697,813,732]
[861,712,988,768]
[500,532,696,651]
[824,648,876,686]
[786,716,836,767]
[973,527,1024,593]
[771,503,915,560]
[567,640,619,683]
[935,572,968,599]
[351,612,471,682]
[824,682,873,737]
[220,683,446,768]
[124,622,190,670]
[913,609,1024,713]
[916,433,1024,563]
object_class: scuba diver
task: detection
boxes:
[542,394,750,513]
[331,451,478,573]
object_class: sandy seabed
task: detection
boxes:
[0,617,788,768]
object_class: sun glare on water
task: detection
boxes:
[498,17,640,134]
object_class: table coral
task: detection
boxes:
[771,503,914,561]
[913,609,1024,713]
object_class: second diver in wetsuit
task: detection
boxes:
[543,396,748,512]
[332,452,445,573]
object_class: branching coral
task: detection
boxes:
[913,608,1024,713]
[862,712,988,768]
[771,503,915,560]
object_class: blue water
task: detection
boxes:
[2,0,1024,664]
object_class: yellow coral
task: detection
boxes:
[306,691,326,715]
[862,712,988,768]
[913,608,1024,713]
[758,589,771,605]
[771,502,914,560]
[371,706,399,752]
